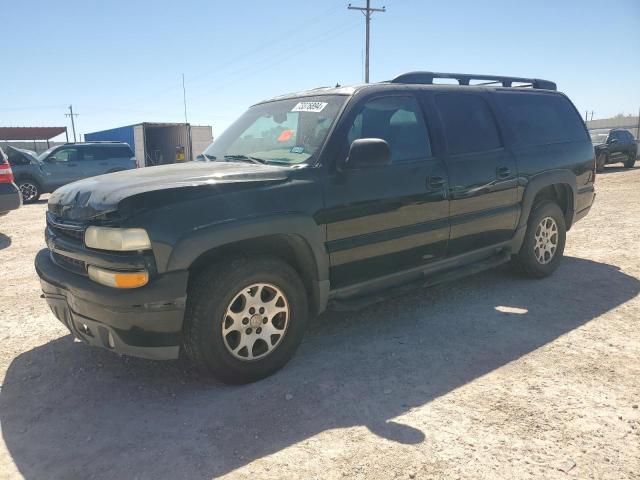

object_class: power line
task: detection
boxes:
[65,105,79,142]
[348,0,385,83]
[127,5,347,108]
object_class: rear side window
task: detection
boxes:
[82,145,133,160]
[497,92,588,146]
[347,96,431,162]
[106,145,133,157]
[435,93,502,155]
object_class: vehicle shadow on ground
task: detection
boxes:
[600,165,639,174]
[1,257,639,479]
[0,233,10,250]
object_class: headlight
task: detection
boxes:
[84,227,151,251]
[88,266,149,288]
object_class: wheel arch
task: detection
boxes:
[14,174,41,189]
[167,216,330,315]
[511,170,577,254]
[518,170,577,231]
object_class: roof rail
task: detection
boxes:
[63,141,124,145]
[390,71,557,90]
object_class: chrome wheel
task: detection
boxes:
[221,283,289,361]
[534,216,558,264]
[19,182,38,202]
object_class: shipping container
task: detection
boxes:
[85,123,213,167]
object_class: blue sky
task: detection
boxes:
[2,0,639,141]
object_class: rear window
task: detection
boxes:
[497,92,588,146]
[435,93,502,155]
[83,144,133,160]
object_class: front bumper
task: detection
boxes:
[35,249,188,360]
[0,182,21,215]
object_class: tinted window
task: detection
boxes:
[82,145,132,161]
[81,146,106,161]
[435,93,502,154]
[608,131,623,142]
[347,96,431,162]
[106,145,133,157]
[497,92,587,146]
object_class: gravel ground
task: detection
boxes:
[1,167,639,480]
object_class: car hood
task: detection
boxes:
[48,161,293,221]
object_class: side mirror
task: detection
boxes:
[608,138,619,144]
[345,138,391,169]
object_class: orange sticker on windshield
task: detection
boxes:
[277,129,294,142]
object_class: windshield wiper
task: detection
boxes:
[223,154,267,165]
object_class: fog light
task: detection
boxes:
[88,266,148,289]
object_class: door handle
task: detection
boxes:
[427,176,446,189]
[496,166,511,179]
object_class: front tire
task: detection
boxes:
[596,152,607,172]
[624,150,637,168]
[511,201,566,278]
[183,256,308,384]
[17,179,41,203]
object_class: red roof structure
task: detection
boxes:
[0,127,67,141]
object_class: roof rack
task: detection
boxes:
[390,71,556,90]
[63,141,124,145]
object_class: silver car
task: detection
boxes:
[8,142,136,202]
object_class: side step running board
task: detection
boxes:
[329,251,511,311]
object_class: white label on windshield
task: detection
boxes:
[291,101,327,113]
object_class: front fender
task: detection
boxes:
[166,213,329,282]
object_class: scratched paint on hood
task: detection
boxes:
[48,161,291,221]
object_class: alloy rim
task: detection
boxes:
[19,183,38,201]
[534,216,558,265]
[221,283,289,361]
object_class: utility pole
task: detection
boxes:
[182,73,188,124]
[65,105,79,142]
[348,1,385,83]
[584,110,594,125]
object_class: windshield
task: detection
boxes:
[200,95,347,165]
[37,146,58,162]
[589,132,609,144]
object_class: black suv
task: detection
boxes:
[36,72,596,384]
[590,128,637,171]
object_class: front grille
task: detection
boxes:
[46,214,85,243]
[51,252,87,275]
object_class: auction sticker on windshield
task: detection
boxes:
[292,101,327,113]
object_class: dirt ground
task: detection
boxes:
[0,166,639,480]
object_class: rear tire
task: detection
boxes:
[183,256,308,384]
[624,150,637,168]
[511,201,566,278]
[595,152,607,172]
[16,179,41,203]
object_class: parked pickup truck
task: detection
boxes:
[590,129,637,171]
[35,72,596,384]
